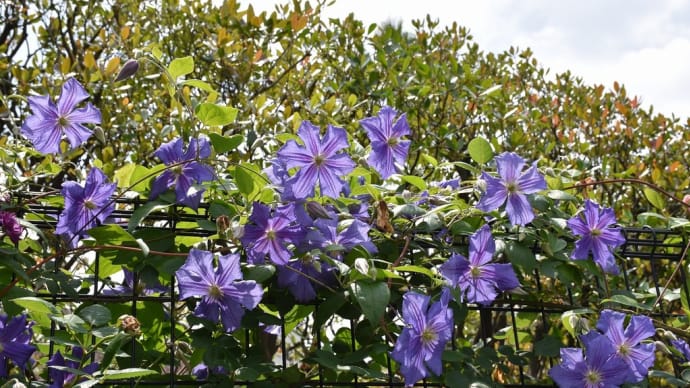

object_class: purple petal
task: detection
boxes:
[218,298,246,332]
[276,140,314,169]
[483,263,520,291]
[194,298,221,323]
[290,164,318,199]
[214,252,243,284]
[505,192,535,226]
[517,162,546,194]
[154,138,184,165]
[476,173,508,212]
[439,253,469,288]
[57,78,90,115]
[223,281,263,310]
[402,292,430,332]
[469,225,495,266]
[320,125,350,156]
[149,171,176,200]
[495,152,525,183]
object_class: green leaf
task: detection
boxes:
[209,133,243,153]
[101,368,158,380]
[643,187,666,210]
[78,305,111,327]
[167,56,194,80]
[234,164,254,196]
[196,102,238,127]
[394,264,436,279]
[601,294,655,311]
[12,297,58,315]
[181,79,216,93]
[52,314,89,333]
[101,332,130,371]
[243,265,275,283]
[315,292,347,327]
[88,224,136,245]
[479,84,502,96]
[128,201,172,232]
[533,336,561,357]
[546,190,578,201]
[400,175,427,191]
[468,137,493,164]
[350,280,389,323]
[505,242,536,272]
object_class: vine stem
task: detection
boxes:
[387,234,411,288]
[563,178,690,210]
[0,244,187,298]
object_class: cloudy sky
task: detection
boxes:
[251,0,690,120]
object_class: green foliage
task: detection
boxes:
[1,0,690,386]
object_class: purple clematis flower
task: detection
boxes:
[567,200,625,274]
[672,338,690,362]
[176,248,264,332]
[277,256,337,302]
[192,362,227,380]
[0,313,36,378]
[150,137,214,210]
[47,346,99,388]
[476,152,546,226]
[439,225,520,305]
[391,289,453,387]
[241,202,304,265]
[56,167,116,248]
[596,309,655,382]
[360,106,411,179]
[21,78,101,154]
[276,121,355,199]
[549,331,629,388]
[0,210,22,244]
[103,267,167,296]
[306,216,377,259]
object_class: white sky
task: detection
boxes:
[250,0,690,120]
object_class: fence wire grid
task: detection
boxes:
[14,196,690,387]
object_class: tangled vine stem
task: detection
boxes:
[0,244,188,298]
[565,178,690,311]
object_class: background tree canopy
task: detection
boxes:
[2,0,689,223]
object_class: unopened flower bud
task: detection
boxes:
[229,222,244,240]
[118,314,142,336]
[93,126,106,144]
[114,59,140,82]
[216,215,230,238]
[354,258,369,276]
[655,340,672,355]
[306,201,332,220]
[475,178,487,192]
[683,194,690,205]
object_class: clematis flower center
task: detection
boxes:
[591,228,602,237]
[420,327,437,345]
[470,266,482,278]
[84,200,97,210]
[505,181,518,193]
[314,154,326,166]
[585,369,601,384]
[618,342,630,356]
[266,229,276,240]
[172,165,184,175]
[387,136,399,146]
[57,115,70,127]
[208,284,223,300]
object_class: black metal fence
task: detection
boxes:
[18,196,690,387]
